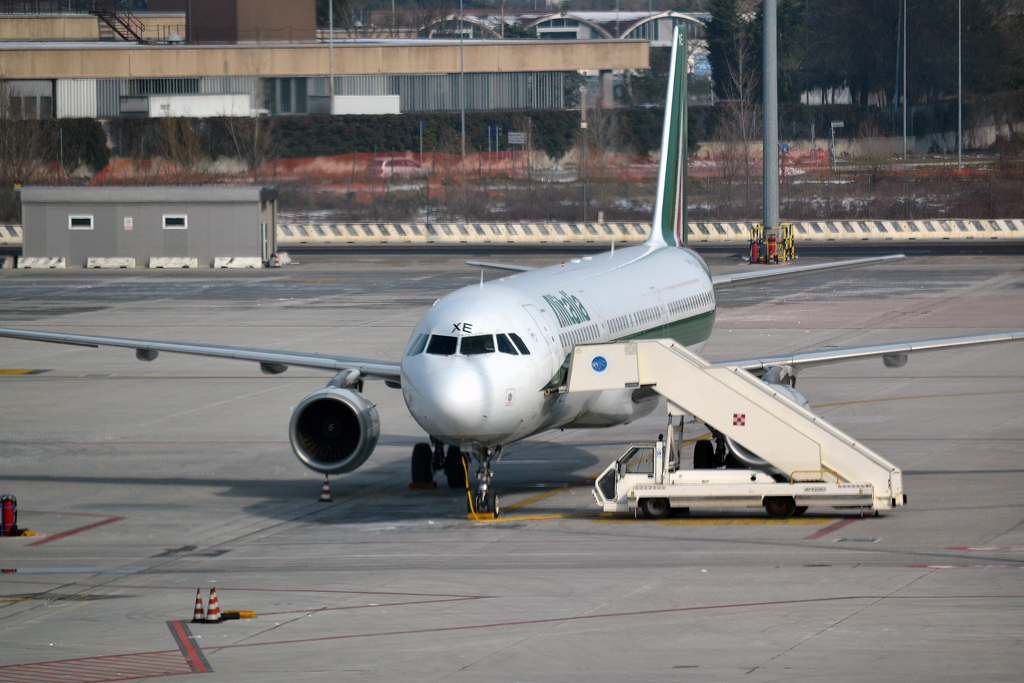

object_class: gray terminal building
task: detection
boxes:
[19,186,277,268]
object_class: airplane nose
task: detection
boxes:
[414,368,493,437]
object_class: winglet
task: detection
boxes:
[647,25,688,249]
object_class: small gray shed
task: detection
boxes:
[19,186,277,268]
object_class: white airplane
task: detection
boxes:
[3,29,1022,515]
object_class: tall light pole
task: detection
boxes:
[329,0,334,114]
[762,0,779,231]
[460,0,466,168]
[902,0,907,159]
[957,0,962,169]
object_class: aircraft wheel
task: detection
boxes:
[444,446,467,489]
[485,489,500,518]
[764,497,796,519]
[640,498,672,519]
[793,506,809,517]
[411,442,433,484]
[693,440,714,469]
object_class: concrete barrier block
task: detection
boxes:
[1,256,15,269]
[17,257,66,269]
[149,257,198,269]
[87,257,136,269]
[214,257,263,268]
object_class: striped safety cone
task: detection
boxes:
[190,588,205,623]
[319,475,331,502]
[206,587,221,623]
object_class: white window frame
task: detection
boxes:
[162,214,188,230]
[68,214,94,231]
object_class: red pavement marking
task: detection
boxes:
[0,651,195,683]
[190,594,1024,652]
[0,579,492,600]
[168,621,213,673]
[804,517,860,540]
[26,516,124,547]
[907,564,1024,570]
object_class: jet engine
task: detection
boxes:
[289,388,380,474]
[723,371,811,473]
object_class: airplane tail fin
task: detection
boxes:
[646,25,689,248]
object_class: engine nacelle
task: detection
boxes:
[289,388,380,474]
[767,383,811,410]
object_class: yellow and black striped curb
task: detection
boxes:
[3,220,1022,249]
[0,225,23,245]
[274,220,1024,245]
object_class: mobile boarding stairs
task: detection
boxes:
[566,340,905,517]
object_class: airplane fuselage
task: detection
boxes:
[400,244,717,450]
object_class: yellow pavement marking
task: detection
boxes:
[467,512,613,524]
[658,516,836,526]
[467,514,837,526]
[813,389,1024,409]
[503,476,597,513]
[0,369,41,375]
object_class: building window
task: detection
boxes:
[68,215,94,230]
[163,214,188,230]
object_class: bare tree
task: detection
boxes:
[227,115,277,182]
[0,80,51,189]
[714,22,761,218]
[157,117,210,185]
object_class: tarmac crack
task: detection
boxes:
[741,570,934,676]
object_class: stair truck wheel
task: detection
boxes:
[793,506,809,517]
[640,498,672,519]
[764,496,796,519]
[693,440,715,469]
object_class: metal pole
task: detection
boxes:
[903,0,907,159]
[957,0,962,170]
[460,0,466,168]
[581,84,587,222]
[329,0,334,114]
[762,0,779,231]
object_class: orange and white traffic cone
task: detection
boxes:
[319,475,331,502]
[191,588,205,623]
[206,587,221,623]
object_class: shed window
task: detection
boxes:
[163,214,188,230]
[68,215,94,230]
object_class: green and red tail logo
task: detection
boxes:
[647,26,688,248]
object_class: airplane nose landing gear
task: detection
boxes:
[468,446,501,517]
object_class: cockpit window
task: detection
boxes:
[460,334,495,355]
[509,333,531,355]
[426,335,458,356]
[406,333,428,356]
[496,334,518,355]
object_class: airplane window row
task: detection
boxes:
[407,333,530,357]
[559,323,600,349]
[667,290,714,318]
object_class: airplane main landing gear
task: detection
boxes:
[468,446,501,517]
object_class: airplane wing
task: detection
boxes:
[716,329,1024,374]
[465,261,536,273]
[711,254,905,288]
[0,327,402,381]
